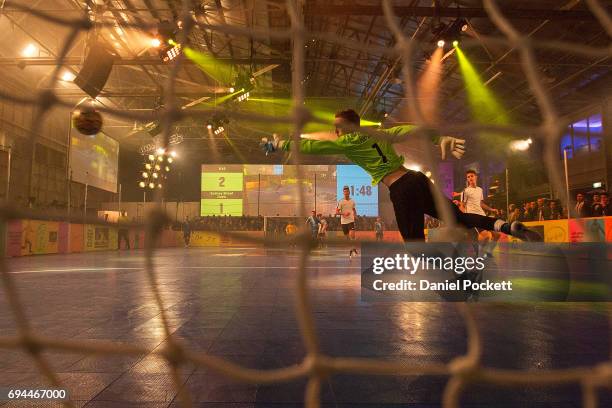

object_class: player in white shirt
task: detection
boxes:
[337,186,358,258]
[461,170,499,257]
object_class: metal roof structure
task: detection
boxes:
[0,0,610,162]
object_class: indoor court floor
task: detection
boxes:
[1,246,610,407]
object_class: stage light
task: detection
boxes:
[148,154,155,161]
[527,138,533,144]
[148,182,155,189]
[165,166,170,172]
[437,40,445,48]
[452,40,459,47]
[170,151,177,158]
[150,38,161,47]
[158,183,163,189]
[229,87,235,93]
[154,164,161,171]
[61,71,75,81]
[461,24,469,32]
[167,157,173,163]
[145,163,152,170]
[161,43,182,62]
[156,147,165,155]
[509,139,531,152]
[207,123,212,130]
[22,43,38,57]
[152,172,158,179]
[139,181,145,188]
[593,181,602,188]
[157,155,164,162]
[142,171,149,178]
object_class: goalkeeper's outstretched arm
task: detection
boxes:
[261,134,344,155]
[373,125,466,160]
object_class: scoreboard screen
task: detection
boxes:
[336,165,378,216]
[201,165,244,216]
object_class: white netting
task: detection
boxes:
[0,1,611,408]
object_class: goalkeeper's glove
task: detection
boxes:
[261,134,282,156]
[438,136,466,160]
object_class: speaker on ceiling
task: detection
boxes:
[74,43,114,98]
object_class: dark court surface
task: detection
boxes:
[1,246,610,407]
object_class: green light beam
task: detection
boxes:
[183,47,233,85]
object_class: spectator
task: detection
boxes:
[592,192,609,216]
[117,211,130,250]
[306,210,320,241]
[509,207,521,224]
[574,193,588,218]
[547,200,562,220]
[591,193,601,216]
[317,213,328,248]
[536,198,549,221]
[374,217,384,241]
[183,216,191,248]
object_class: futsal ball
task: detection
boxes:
[73,109,103,136]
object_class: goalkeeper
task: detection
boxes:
[262,109,540,242]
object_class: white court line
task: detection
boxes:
[8,265,363,274]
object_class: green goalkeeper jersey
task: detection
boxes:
[281,125,435,185]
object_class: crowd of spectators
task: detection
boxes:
[172,191,609,234]
[174,214,393,232]
[507,191,609,222]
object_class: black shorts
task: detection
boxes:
[341,222,355,235]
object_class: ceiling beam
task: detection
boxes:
[305,6,605,20]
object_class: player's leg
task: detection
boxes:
[350,223,358,256]
[389,175,426,241]
[416,172,541,241]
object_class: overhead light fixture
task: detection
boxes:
[167,157,173,163]
[207,123,213,130]
[165,166,170,172]
[145,163,152,170]
[148,154,155,161]
[22,43,38,57]
[148,182,155,189]
[61,71,75,81]
[170,151,177,158]
[142,171,149,178]
[139,181,146,188]
[156,147,165,155]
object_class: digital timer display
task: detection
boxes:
[336,165,378,216]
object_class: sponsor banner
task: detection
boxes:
[543,220,569,243]
[188,231,221,246]
[20,220,59,255]
[69,224,84,253]
[58,222,70,254]
[84,225,118,251]
[6,220,22,257]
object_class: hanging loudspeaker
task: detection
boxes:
[74,43,114,98]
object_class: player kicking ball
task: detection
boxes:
[261,109,541,243]
[337,186,359,259]
[460,170,501,258]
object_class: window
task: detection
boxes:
[560,111,604,158]
[588,113,602,152]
